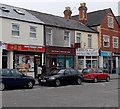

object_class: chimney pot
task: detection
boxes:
[64,6,72,19]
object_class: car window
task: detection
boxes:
[98,69,103,73]
[82,69,92,73]
[64,69,71,74]
[70,69,77,74]
[11,70,22,77]
[94,69,98,73]
[1,70,11,76]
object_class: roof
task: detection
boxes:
[72,8,111,27]
[27,9,98,33]
[0,3,44,24]
[116,16,120,26]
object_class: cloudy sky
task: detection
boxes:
[0,0,119,16]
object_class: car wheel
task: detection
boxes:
[93,78,98,83]
[55,79,61,87]
[0,82,5,91]
[77,78,82,85]
[106,77,110,82]
[27,81,33,89]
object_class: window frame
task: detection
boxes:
[11,23,20,37]
[108,16,114,28]
[75,33,81,43]
[46,27,52,45]
[113,37,119,48]
[103,35,110,47]
[88,34,92,48]
[64,31,70,47]
[30,26,37,39]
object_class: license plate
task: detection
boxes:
[84,75,88,76]
[41,80,46,82]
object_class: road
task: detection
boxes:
[2,79,119,108]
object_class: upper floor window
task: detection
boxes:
[30,26,37,38]
[103,36,110,47]
[108,16,114,28]
[88,34,92,48]
[76,33,81,43]
[12,23,20,37]
[46,28,52,45]
[113,37,118,48]
[64,31,70,47]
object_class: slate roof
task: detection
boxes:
[72,8,111,27]
[116,16,120,26]
[27,9,98,33]
[0,3,44,24]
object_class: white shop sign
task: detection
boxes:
[76,48,99,56]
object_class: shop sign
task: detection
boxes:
[76,48,99,56]
[7,44,45,52]
[101,51,113,56]
[46,46,75,55]
[112,52,120,57]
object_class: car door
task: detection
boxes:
[98,69,106,79]
[10,69,28,87]
[70,69,78,82]
[2,69,16,87]
[63,69,71,84]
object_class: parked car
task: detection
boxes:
[0,69,35,91]
[82,68,110,83]
[38,68,83,86]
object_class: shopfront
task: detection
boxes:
[46,46,75,72]
[100,51,116,74]
[6,44,45,78]
[76,48,99,70]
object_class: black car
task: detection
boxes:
[38,68,83,86]
[0,69,35,91]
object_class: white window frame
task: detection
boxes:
[30,26,37,39]
[88,34,92,48]
[46,28,52,45]
[108,16,114,28]
[64,31,70,47]
[75,33,81,43]
[11,23,20,37]
[103,35,110,47]
[113,37,118,48]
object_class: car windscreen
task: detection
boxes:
[82,69,92,73]
[50,69,65,74]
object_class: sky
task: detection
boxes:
[0,0,119,16]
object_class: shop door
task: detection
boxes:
[34,56,41,78]
[2,56,7,69]
[51,58,57,70]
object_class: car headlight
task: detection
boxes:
[49,76,55,80]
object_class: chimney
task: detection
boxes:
[78,3,87,24]
[63,7,72,19]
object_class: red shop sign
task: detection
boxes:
[46,46,75,55]
[7,44,45,52]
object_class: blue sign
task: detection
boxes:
[101,51,112,56]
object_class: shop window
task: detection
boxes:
[12,23,20,37]
[64,31,70,47]
[103,36,110,47]
[46,28,52,45]
[88,34,92,48]
[113,37,118,48]
[30,26,37,38]
[108,16,114,28]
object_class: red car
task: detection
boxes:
[82,68,110,83]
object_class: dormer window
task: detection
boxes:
[0,7,10,12]
[13,9,25,15]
